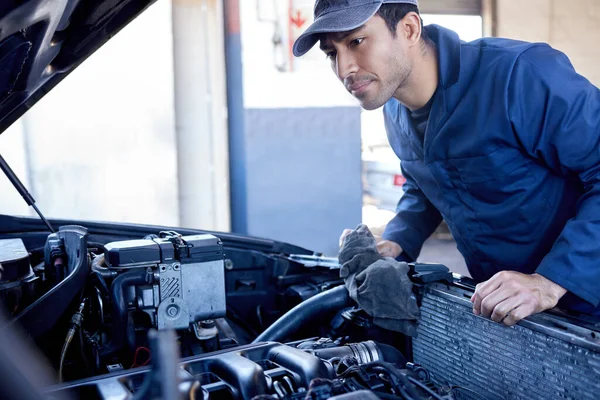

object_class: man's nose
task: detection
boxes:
[335,51,358,81]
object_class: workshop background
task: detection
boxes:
[1,0,599,274]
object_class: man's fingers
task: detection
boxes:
[480,286,515,318]
[471,271,565,325]
[376,242,391,257]
[339,229,353,247]
[501,304,533,326]
[471,271,513,315]
[489,295,523,323]
[472,280,501,315]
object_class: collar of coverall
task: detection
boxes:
[424,24,461,90]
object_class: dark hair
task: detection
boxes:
[376,4,428,41]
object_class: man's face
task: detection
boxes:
[320,15,412,110]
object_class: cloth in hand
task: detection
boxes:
[338,224,420,336]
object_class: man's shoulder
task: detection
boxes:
[463,36,554,63]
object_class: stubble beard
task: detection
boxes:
[359,56,411,111]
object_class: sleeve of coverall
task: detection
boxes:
[507,45,600,306]
[382,164,443,262]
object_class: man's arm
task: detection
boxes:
[472,44,600,324]
[381,165,443,261]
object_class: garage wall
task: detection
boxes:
[244,108,362,256]
[236,0,363,255]
[495,0,600,87]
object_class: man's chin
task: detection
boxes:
[359,98,386,111]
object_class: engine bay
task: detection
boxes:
[0,224,461,399]
[1,220,599,400]
[49,336,454,400]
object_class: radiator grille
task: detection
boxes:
[413,284,600,400]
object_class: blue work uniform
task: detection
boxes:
[382,25,600,316]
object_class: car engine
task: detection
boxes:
[1,222,599,400]
[48,335,455,400]
[0,225,460,399]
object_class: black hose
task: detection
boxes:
[91,270,110,296]
[377,343,407,366]
[110,270,149,353]
[91,254,117,279]
[253,285,351,343]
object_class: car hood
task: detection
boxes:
[0,0,157,134]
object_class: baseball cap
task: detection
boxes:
[292,0,419,57]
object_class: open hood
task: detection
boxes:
[0,0,157,134]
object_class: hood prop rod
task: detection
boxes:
[0,153,55,233]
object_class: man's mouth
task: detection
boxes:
[347,80,372,96]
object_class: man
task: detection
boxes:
[293,0,600,326]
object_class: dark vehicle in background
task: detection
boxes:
[0,1,599,399]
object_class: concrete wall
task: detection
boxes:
[244,107,362,256]
[237,0,363,254]
[0,1,179,226]
[495,0,600,87]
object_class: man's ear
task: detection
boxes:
[399,11,422,46]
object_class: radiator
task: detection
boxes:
[413,283,600,400]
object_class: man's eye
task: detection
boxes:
[350,37,364,46]
[325,51,336,60]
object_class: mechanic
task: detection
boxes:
[292,0,600,326]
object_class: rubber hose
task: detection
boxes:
[91,270,110,296]
[110,270,149,353]
[377,343,407,366]
[92,254,117,279]
[253,285,351,343]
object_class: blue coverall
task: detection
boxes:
[382,25,600,316]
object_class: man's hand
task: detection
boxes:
[470,271,567,326]
[338,229,403,258]
[376,239,403,258]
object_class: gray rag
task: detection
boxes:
[338,224,420,336]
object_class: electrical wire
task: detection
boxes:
[58,332,74,383]
[189,380,201,400]
[130,346,151,369]
[58,301,86,382]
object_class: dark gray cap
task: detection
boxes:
[293,0,419,57]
